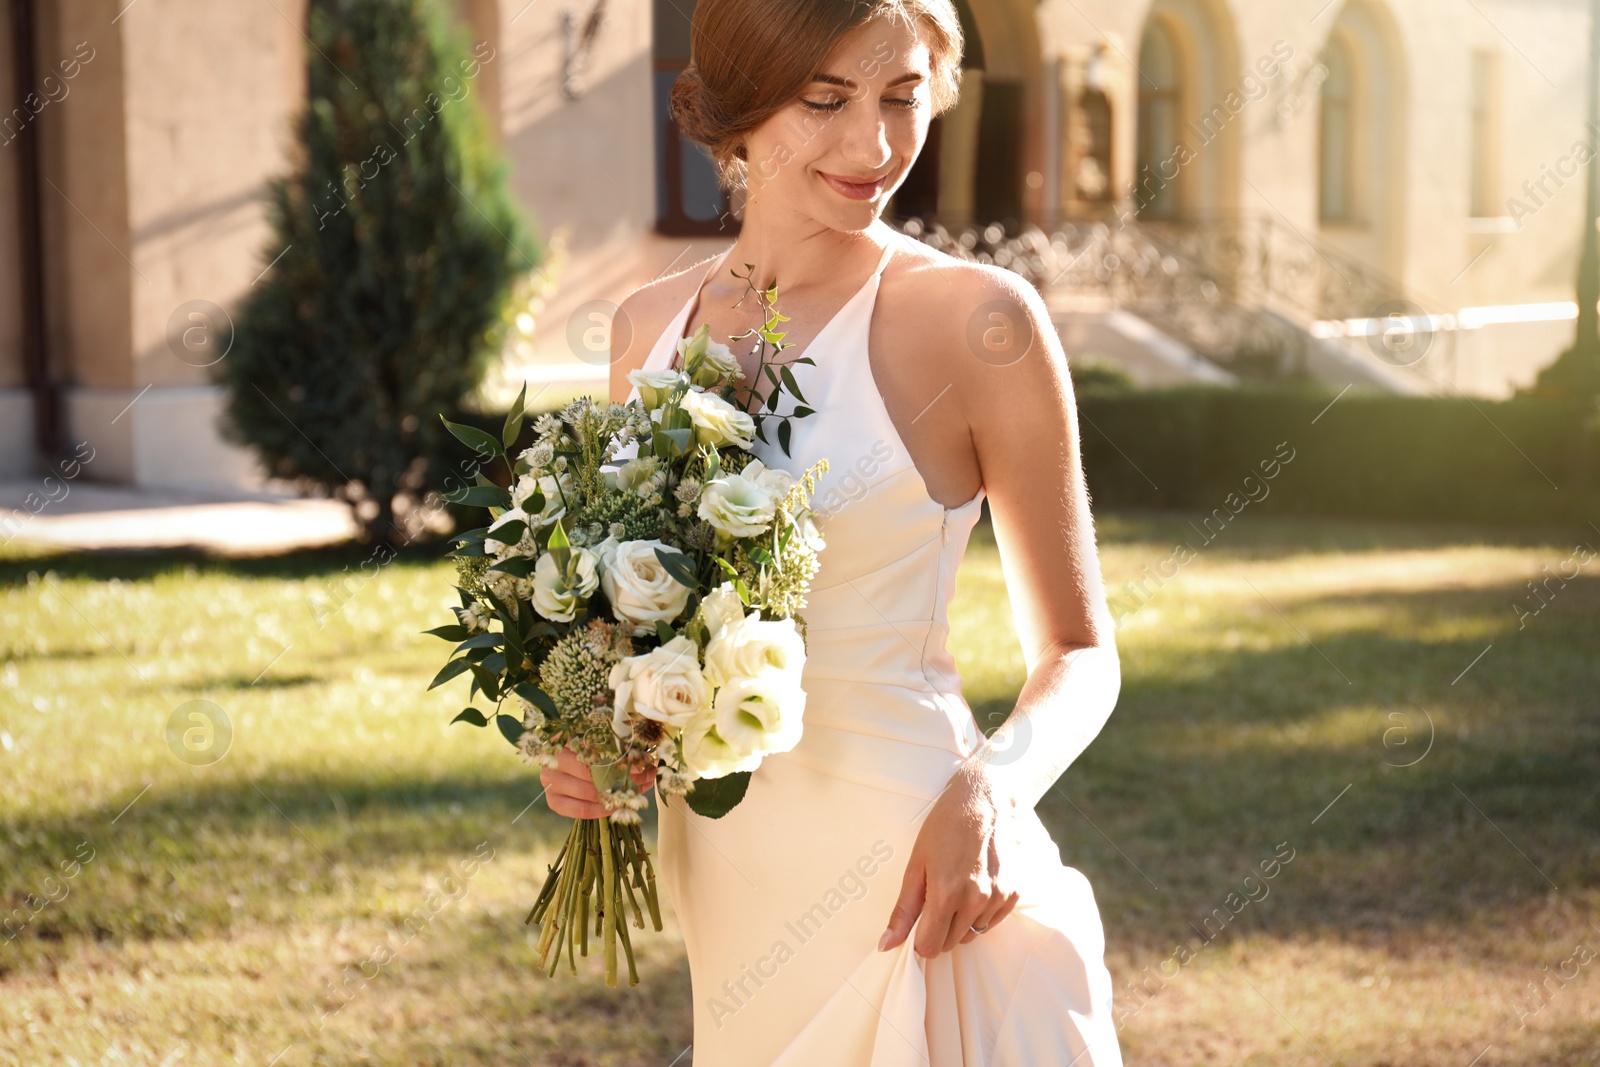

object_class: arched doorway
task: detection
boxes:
[889,0,984,223]
[888,0,1044,234]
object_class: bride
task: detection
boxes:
[541,0,1125,1062]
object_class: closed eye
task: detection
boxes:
[799,96,919,113]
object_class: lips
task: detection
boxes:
[820,171,886,201]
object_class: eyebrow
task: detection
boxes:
[810,71,924,88]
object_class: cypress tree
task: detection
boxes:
[218,0,537,542]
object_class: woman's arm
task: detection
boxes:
[956,268,1120,813]
[879,263,1121,958]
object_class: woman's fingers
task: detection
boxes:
[960,892,1012,945]
[878,860,927,953]
[540,747,657,818]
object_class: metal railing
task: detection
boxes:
[893,214,1457,386]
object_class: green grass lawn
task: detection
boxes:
[2,511,1597,1066]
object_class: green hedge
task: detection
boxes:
[1075,386,1600,526]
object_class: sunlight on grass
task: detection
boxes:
[2,511,1597,1065]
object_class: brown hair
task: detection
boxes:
[668,0,964,191]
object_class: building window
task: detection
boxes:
[1469,50,1502,218]
[1319,35,1355,223]
[1136,20,1183,220]
[652,0,737,236]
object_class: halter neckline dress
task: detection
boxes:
[623,221,1123,1066]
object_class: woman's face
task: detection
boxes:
[741,15,934,230]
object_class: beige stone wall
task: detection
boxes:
[118,0,308,389]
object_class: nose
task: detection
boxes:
[837,95,893,173]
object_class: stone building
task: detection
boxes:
[0,0,1592,488]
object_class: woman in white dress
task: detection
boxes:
[540,1,1125,1062]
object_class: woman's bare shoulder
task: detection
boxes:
[879,237,1056,383]
[608,249,727,401]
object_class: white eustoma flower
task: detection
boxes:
[614,456,657,493]
[511,472,573,529]
[696,458,794,538]
[679,706,765,779]
[711,668,805,757]
[702,612,805,690]
[679,388,756,450]
[599,538,692,625]
[677,328,743,387]
[697,582,747,643]
[795,509,826,551]
[608,635,711,735]
[485,507,533,557]
[529,545,600,623]
[628,367,688,410]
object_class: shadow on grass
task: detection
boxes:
[0,540,453,587]
[971,570,1600,954]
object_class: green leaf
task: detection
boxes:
[450,526,491,544]
[780,365,806,403]
[452,707,489,727]
[428,658,471,690]
[488,556,535,578]
[424,623,469,641]
[653,546,699,592]
[480,651,507,676]
[445,484,512,509]
[686,771,753,818]
[793,406,815,418]
[487,519,527,546]
[653,620,676,644]
[777,419,792,456]
[502,383,527,448]
[452,632,502,654]
[496,713,524,746]
[512,683,558,719]
[468,663,501,702]
[441,416,505,458]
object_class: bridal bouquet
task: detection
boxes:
[427,272,827,986]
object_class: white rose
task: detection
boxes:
[679,388,756,450]
[712,668,806,757]
[628,367,687,410]
[697,581,747,643]
[679,706,765,779]
[512,473,573,528]
[529,545,600,623]
[703,613,806,689]
[608,635,710,734]
[601,538,692,625]
[697,459,790,538]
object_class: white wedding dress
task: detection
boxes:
[622,225,1123,1066]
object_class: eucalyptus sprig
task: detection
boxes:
[725,264,819,458]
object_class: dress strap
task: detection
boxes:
[869,227,901,280]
